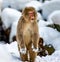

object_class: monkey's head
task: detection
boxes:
[39,38,43,46]
[22,7,37,22]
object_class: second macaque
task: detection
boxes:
[38,38,48,57]
[16,7,39,62]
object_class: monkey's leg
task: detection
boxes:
[18,44,20,52]
[32,33,39,52]
[20,50,28,62]
[29,47,37,62]
[17,43,28,62]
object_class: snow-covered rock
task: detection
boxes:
[9,21,18,42]
[0,0,3,16]
[48,10,60,25]
[37,12,43,21]
[25,1,42,11]
[38,20,53,27]
[39,27,60,45]
[2,0,37,10]
[9,0,31,10]
[2,0,10,9]
[41,0,60,19]
[1,8,21,29]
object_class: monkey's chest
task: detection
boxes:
[24,24,33,36]
[23,24,34,45]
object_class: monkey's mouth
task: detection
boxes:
[30,16,34,20]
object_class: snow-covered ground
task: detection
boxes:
[0,33,60,62]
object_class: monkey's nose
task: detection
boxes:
[31,16,34,20]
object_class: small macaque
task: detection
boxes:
[16,7,39,62]
[38,38,48,57]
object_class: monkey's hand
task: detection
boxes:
[20,47,26,54]
[32,44,38,52]
[33,48,38,52]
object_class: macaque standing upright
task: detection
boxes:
[16,7,39,62]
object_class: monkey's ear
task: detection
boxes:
[22,7,27,16]
[34,10,37,20]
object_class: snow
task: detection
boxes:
[38,20,53,27]
[2,0,10,9]
[0,44,16,62]
[25,1,42,11]
[9,21,18,42]
[0,0,2,16]
[0,31,60,62]
[48,10,60,25]
[0,42,60,62]
[2,0,37,10]
[20,47,26,54]
[0,23,60,62]
[37,12,43,21]
[0,0,60,62]
[52,37,60,50]
[5,41,19,57]
[9,0,31,10]
[39,27,60,45]
[41,0,60,19]
[1,8,21,29]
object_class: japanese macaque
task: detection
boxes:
[16,7,39,62]
[38,38,48,57]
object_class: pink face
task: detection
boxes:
[28,11,35,20]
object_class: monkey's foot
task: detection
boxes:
[33,48,38,52]
[20,48,26,54]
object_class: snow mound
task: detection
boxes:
[41,0,60,19]
[52,37,60,50]
[9,0,32,10]
[39,27,60,45]
[0,0,3,16]
[5,41,20,58]
[42,50,60,62]
[9,21,18,42]
[37,12,43,21]
[38,20,53,27]
[1,8,21,29]
[48,10,60,25]
[2,0,37,10]
[0,44,15,62]
[2,0,10,9]
[35,56,46,62]
[25,1,42,11]
[0,40,60,62]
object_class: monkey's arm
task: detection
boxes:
[32,23,39,52]
[17,17,26,54]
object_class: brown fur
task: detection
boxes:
[38,38,48,57]
[16,7,39,62]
